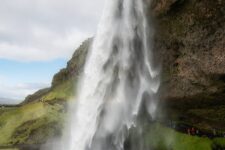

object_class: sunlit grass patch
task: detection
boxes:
[0,102,64,145]
[42,78,76,102]
[145,123,225,150]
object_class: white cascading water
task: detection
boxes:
[63,0,160,150]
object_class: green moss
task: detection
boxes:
[0,102,64,145]
[23,88,50,104]
[145,124,212,150]
[145,123,225,150]
[0,39,91,146]
[42,78,76,102]
[213,138,225,148]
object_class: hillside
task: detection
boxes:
[0,39,91,149]
[0,0,224,149]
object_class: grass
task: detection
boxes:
[0,102,64,145]
[145,123,225,150]
[0,39,86,147]
[41,78,76,102]
[213,138,225,147]
[0,74,75,146]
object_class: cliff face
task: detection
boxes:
[150,0,225,130]
[51,38,91,88]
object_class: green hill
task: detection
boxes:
[0,39,91,149]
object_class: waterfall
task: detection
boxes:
[62,0,160,149]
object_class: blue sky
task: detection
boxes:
[0,59,66,84]
[0,0,105,104]
[0,59,67,101]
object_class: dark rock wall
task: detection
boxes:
[150,0,225,103]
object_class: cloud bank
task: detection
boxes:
[0,0,105,61]
[0,78,49,103]
[0,0,105,103]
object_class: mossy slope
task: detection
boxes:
[0,39,91,148]
[145,123,225,150]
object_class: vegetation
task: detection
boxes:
[145,123,225,150]
[41,78,76,102]
[0,102,64,146]
[0,39,92,149]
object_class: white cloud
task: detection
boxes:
[0,78,49,103]
[0,0,106,103]
[0,27,90,61]
[0,0,105,62]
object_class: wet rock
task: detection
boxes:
[151,0,225,101]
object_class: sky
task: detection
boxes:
[0,0,105,104]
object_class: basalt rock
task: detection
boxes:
[150,0,225,130]
[151,0,225,102]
